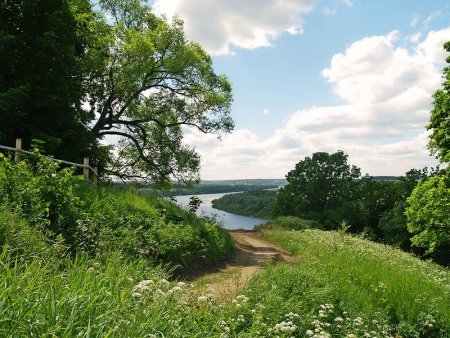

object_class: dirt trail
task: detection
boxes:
[191,231,294,300]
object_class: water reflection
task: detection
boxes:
[174,193,267,230]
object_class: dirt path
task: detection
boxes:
[191,231,295,300]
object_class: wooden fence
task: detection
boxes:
[0,138,98,184]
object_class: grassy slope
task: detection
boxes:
[257,229,449,337]
[2,225,448,337]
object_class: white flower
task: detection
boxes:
[306,329,314,336]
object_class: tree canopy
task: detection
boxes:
[0,0,92,161]
[406,172,450,264]
[427,40,450,163]
[274,151,361,228]
[83,0,234,183]
[0,0,234,184]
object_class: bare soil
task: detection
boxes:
[190,230,294,300]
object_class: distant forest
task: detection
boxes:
[139,179,286,196]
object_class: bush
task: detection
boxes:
[378,201,411,250]
[0,154,233,271]
[259,216,322,231]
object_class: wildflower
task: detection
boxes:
[198,296,208,302]
[306,330,314,336]
[335,317,344,323]
[167,286,183,295]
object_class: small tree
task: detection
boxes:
[274,151,361,229]
[406,172,450,265]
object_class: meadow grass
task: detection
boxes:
[2,226,448,337]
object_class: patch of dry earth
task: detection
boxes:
[192,230,295,301]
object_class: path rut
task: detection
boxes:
[192,230,294,300]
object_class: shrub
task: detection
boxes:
[0,154,233,271]
[260,216,322,231]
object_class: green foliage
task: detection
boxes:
[427,40,450,163]
[378,201,411,250]
[260,216,322,231]
[1,0,234,182]
[143,179,285,197]
[0,154,233,270]
[212,190,277,219]
[274,151,361,229]
[81,0,234,183]
[188,195,202,212]
[406,171,450,265]
[0,0,92,161]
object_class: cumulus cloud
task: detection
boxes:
[153,0,316,55]
[183,28,449,179]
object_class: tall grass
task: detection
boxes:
[1,223,448,336]
[258,229,449,337]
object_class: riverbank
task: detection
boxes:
[174,193,268,230]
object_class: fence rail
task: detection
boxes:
[0,138,98,184]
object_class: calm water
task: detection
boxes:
[174,192,267,230]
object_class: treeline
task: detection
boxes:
[212,190,277,219]
[140,179,285,196]
[274,151,449,265]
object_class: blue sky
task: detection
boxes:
[153,0,450,179]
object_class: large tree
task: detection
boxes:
[274,151,361,228]
[427,40,450,163]
[0,0,92,161]
[81,0,234,184]
[1,0,233,184]
[406,41,450,265]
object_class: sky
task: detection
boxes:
[152,0,450,179]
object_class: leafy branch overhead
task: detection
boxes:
[0,0,233,184]
[82,0,233,183]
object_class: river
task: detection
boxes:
[174,192,267,230]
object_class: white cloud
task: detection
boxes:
[183,28,450,179]
[424,11,442,28]
[408,32,422,44]
[410,14,420,28]
[343,0,354,8]
[324,7,337,16]
[263,109,270,116]
[153,0,317,55]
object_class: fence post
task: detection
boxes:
[15,138,22,163]
[83,157,90,180]
[93,166,98,185]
